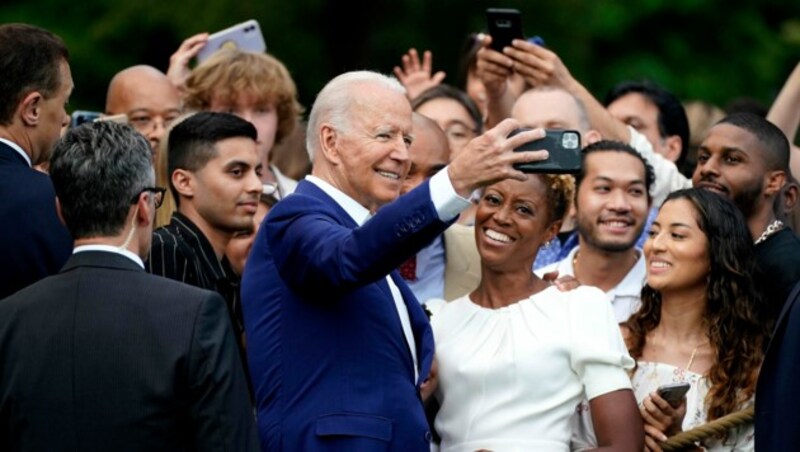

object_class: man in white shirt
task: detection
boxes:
[537,140,655,323]
[240,71,548,451]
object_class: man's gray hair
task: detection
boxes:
[49,121,154,239]
[305,71,406,160]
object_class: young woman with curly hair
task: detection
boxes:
[626,188,766,451]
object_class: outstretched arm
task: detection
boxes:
[767,61,800,179]
[503,38,630,143]
[474,34,519,128]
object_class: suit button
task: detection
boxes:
[424,431,433,442]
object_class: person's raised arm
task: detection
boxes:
[767,61,800,179]
[167,32,209,94]
[503,38,630,143]
[475,34,519,128]
[393,48,446,101]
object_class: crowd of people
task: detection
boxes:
[1,20,799,451]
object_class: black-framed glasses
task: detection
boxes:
[131,186,166,209]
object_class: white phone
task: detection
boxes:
[196,20,267,63]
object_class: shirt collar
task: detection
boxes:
[305,175,372,226]
[0,138,31,167]
[73,244,145,269]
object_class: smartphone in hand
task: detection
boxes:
[196,19,266,63]
[510,128,582,174]
[486,8,524,52]
[656,382,691,408]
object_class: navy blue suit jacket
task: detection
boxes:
[0,141,71,299]
[756,279,800,450]
[241,179,447,451]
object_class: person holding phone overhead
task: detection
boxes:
[573,188,766,451]
[425,172,643,451]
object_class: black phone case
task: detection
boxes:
[487,8,523,52]
[510,128,582,174]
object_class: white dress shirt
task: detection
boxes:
[535,246,646,323]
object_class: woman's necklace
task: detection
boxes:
[651,333,708,372]
[754,219,784,245]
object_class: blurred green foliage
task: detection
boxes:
[3,0,798,114]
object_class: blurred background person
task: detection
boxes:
[604,80,690,171]
[104,65,182,158]
[397,113,480,303]
[181,48,304,199]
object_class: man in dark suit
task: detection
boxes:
[0,121,258,450]
[756,280,800,449]
[241,71,547,451]
[0,23,73,298]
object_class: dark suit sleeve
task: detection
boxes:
[187,292,259,451]
[266,181,450,296]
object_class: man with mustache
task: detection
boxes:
[537,140,654,324]
[147,112,262,349]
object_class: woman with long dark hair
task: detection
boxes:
[627,188,766,450]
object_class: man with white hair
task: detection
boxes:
[241,71,547,451]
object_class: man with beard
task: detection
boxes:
[537,140,654,323]
[692,112,800,322]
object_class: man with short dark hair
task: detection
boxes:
[0,121,258,449]
[0,23,73,298]
[605,80,690,170]
[537,140,655,323]
[147,111,262,345]
[692,112,800,319]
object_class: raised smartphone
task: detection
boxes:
[487,8,524,52]
[510,128,582,174]
[196,19,267,63]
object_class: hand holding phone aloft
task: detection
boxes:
[195,20,266,63]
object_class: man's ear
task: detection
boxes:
[135,194,152,227]
[663,135,683,163]
[319,124,342,165]
[764,170,787,198]
[171,169,195,199]
[54,197,66,226]
[20,91,44,127]
[583,129,602,146]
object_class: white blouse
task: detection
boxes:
[428,286,634,452]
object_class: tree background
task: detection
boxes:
[4,0,799,115]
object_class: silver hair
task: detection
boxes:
[49,121,154,239]
[305,71,406,160]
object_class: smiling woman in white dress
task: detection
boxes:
[426,173,643,452]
